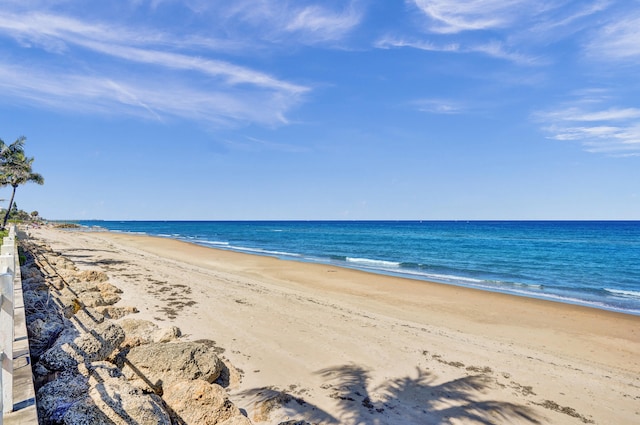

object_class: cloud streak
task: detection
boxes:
[586,12,640,60]
[0,9,309,126]
[0,62,301,126]
[375,35,540,65]
[410,0,534,34]
[536,103,640,156]
[285,4,362,42]
[377,1,615,69]
[412,98,466,114]
[216,0,362,44]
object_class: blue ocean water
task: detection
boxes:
[75,220,640,316]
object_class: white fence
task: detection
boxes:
[0,225,17,422]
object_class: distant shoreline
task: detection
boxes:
[61,220,640,317]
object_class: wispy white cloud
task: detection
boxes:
[212,1,362,44]
[586,12,640,60]
[535,101,640,157]
[376,35,540,65]
[471,41,543,65]
[542,107,640,122]
[222,136,311,153]
[0,62,300,126]
[381,1,614,68]
[410,0,537,34]
[0,10,309,126]
[412,98,466,114]
[285,4,362,43]
[375,35,459,52]
[528,0,610,36]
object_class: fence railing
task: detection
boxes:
[0,225,17,422]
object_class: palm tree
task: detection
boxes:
[0,136,44,229]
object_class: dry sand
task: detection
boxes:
[25,226,640,424]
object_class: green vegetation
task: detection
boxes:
[52,223,81,229]
[18,246,27,266]
[0,203,44,226]
[0,136,44,230]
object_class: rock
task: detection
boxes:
[60,399,114,425]
[26,317,65,358]
[21,265,43,280]
[119,319,159,347]
[54,287,84,317]
[40,321,124,371]
[23,278,49,292]
[76,269,109,282]
[69,281,122,296]
[78,291,120,307]
[123,341,224,393]
[38,362,172,425]
[37,371,90,422]
[50,277,66,290]
[278,421,315,425]
[62,280,122,307]
[69,308,106,332]
[73,321,125,361]
[23,289,56,317]
[84,362,172,425]
[96,281,123,294]
[95,306,139,320]
[153,325,181,343]
[58,294,82,318]
[38,327,81,371]
[68,281,101,293]
[219,416,253,425]
[163,379,244,425]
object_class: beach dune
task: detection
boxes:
[27,227,640,424]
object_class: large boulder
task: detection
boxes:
[39,321,125,371]
[84,362,172,425]
[77,291,120,307]
[153,325,182,343]
[38,363,172,425]
[119,319,159,347]
[58,399,113,425]
[37,371,90,422]
[122,341,224,393]
[26,317,66,358]
[163,379,246,425]
[69,308,106,332]
[95,305,139,320]
[119,319,181,347]
[75,269,108,282]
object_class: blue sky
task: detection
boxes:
[0,0,639,220]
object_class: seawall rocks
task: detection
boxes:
[19,234,253,425]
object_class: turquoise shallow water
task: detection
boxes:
[75,220,640,315]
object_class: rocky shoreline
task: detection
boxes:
[19,234,307,425]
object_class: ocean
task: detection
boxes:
[74,220,640,316]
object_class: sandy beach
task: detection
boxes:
[24,226,640,424]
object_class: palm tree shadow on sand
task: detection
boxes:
[240,364,541,424]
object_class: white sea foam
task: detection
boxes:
[605,288,640,299]
[346,257,401,267]
[229,245,302,258]
[196,240,230,246]
[425,273,484,284]
[116,230,147,235]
